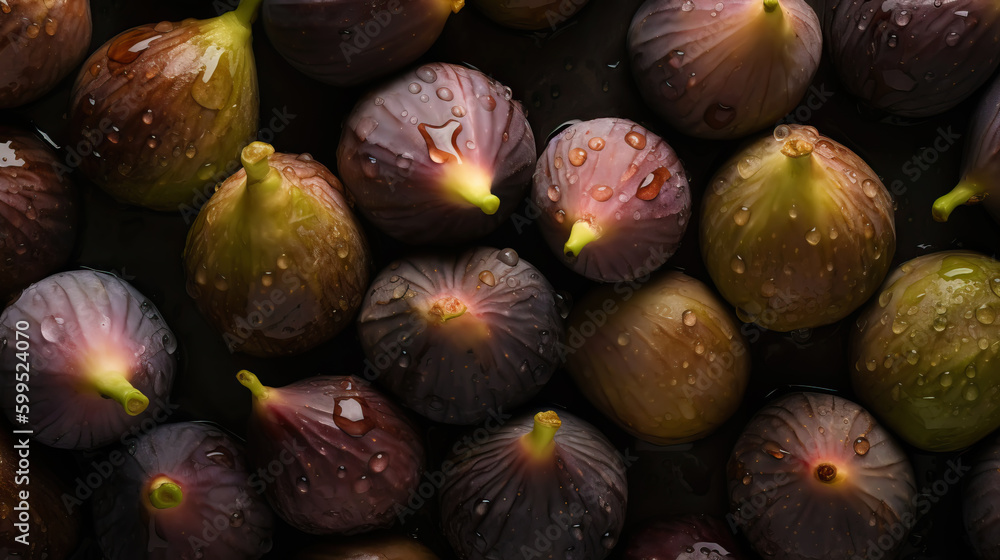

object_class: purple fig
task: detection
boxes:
[621,514,747,559]
[237,371,425,535]
[965,431,1000,560]
[262,0,464,87]
[336,62,536,245]
[700,124,896,331]
[825,0,1000,118]
[356,247,564,424]
[0,0,92,108]
[0,270,176,449]
[67,0,262,210]
[532,118,691,282]
[296,534,440,559]
[0,126,78,301]
[728,392,917,560]
[439,410,628,560]
[470,0,589,30]
[183,142,372,357]
[92,422,274,560]
[628,0,822,139]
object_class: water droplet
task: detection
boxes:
[205,446,235,469]
[733,206,750,226]
[506,276,519,288]
[570,526,584,541]
[451,105,467,118]
[632,210,641,221]
[547,185,561,202]
[976,304,995,324]
[763,441,786,459]
[373,97,385,106]
[555,210,566,223]
[408,82,422,94]
[731,256,746,274]
[887,33,898,48]
[589,137,606,150]
[333,397,376,436]
[966,385,979,401]
[437,87,454,101]
[636,167,670,201]
[39,316,65,342]
[862,179,878,198]
[479,271,496,286]
[214,273,229,291]
[337,466,347,479]
[419,94,429,103]
[591,185,613,202]
[185,145,197,158]
[479,95,497,111]
[625,131,646,150]
[933,316,948,332]
[229,511,244,527]
[569,148,587,166]
[742,474,752,485]
[497,249,519,266]
[617,332,630,346]
[354,476,371,494]
[895,9,911,25]
[682,310,697,326]
[141,109,154,125]
[475,500,491,516]
[369,453,389,473]
[704,103,736,129]
[681,0,695,10]
[853,437,870,455]
[806,228,822,245]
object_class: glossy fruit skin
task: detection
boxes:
[296,534,440,559]
[728,392,917,560]
[245,375,425,535]
[183,149,372,357]
[628,0,822,139]
[337,62,536,245]
[532,118,691,282]
[470,0,589,29]
[825,0,1000,118]
[356,247,564,424]
[850,251,1000,452]
[262,0,462,87]
[0,126,78,301]
[0,0,92,108]
[68,10,259,210]
[566,271,750,445]
[0,270,176,449]
[621,514,746,559]
[700,124,896,331]
[965,431,1000,560]
[439,410,628,560]
[92,422,274,560]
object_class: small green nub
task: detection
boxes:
[237,369,270,401]
[763,0,780,12]
[149,480,184,509]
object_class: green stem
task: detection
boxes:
[428,296,467,323]
[241,142,282,193]
[92,373,148,416]
[521,411,561,460]
[763,0,780,13]
[564,220,599,257]
[449,0,466,13]
[148,479,184,509]
[233,0,265,27]
[932,180,988,222]
[237,370,270,401]
[442,165,500,215]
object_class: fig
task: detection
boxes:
[627,0,822,139]
[262,0,464,87]
[850,250,1000,452]
[532,118,691,282]
[0,126,79,301]
[237,371,425,535]
[825,0,1000,118]
[728,392,917,560]
[296,534,440,559]
[0,270,176,449]
[700,124,896,331]
[336,62,536,245]
[565,271,750,445]
[621,514,746,559]
[183,142,372,357]
[0,0,92,108]
[965,431,1000,560]
[470,0,589,30]
[67,0,262,210]
[92,421,274,560]
[439,410,628,560]
[356,247,564,424]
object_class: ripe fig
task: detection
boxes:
[469,0,589,30]
[532,118,691,282]
[0,270,176,449]
[296,534,440,559]
[0,126,79,301]
[628,0,822,139]
[439,410,628,560]
[0,0,92,108]
[825,0,1000,118]
[92,421,274,560]
[183,142,372,357]
[565,271,750,445]
[238,371,425,534]
[850,250,1000,452]
[965,431,1000,560]
[700,124,896,331]
[356,247,564,424]
[621,514,746,559]
[262,0,464,87]
[67,0,262,210]
[728,392,917,560]
[337,62,536,245]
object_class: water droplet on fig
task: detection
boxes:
[547,185,561,202]
[895,10,911,25]
[589,137,606,150]
[479,270,496,286]
[887,33,898,48]
[704,103,736,129]
[632,210,641,220]
[337,466,347,479]
[763,441,786,459]
[205,446,235,469]
[373,97,385,106]
[437,87,454,101]
[555,210,566,223]
[625,131,646,150]
[737,156,761,179]
[369,453,389,473]
[452,105,467,118]
[682,310,697,326]
[731,256,746,274]
[601,533,616,549]
[773,125,791,141]
[497,248,519,266]
[933,316,947,332]
[479,95,497,111]
[39,316,65,342]
[333,397,376,436]
[853,437,871,455]
[976,304,995,324]
[398,352,411,368]
[506,277,519,288]
[733,206,750,226]
[806,228,821,245]
[966,385,980,401]
[741,474,752,485]
[617,332,630,346]
[569,148,587,167]
[229,511,244,527]
[681,0,695,10]
[591,185,613,202]
[408,82,422,94]
[475,500,491,515]
[419,94,429,103]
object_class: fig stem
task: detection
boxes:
[932,180,987,222]
[148,478,184,509]
[442,165,500,215]
[815,463,838,484]
[233,0,265,26]
[241,142,282,193]
[449,0,466,13]
[91,373,149,416]
[237,370,271,401]
[429,296,467,323]
[564,220,599,257]
[522,411,561,460]
[763,0,780,12]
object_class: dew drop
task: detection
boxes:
[933,316,947,332]
[731,256,746,274]
[475,500,491,516]
[142,110,154,124]
[895,9,911,25]
[853,437,871,455]
[205,446,235,469]
[763,441,786,459]
[408,82,422,94]
[591,185,613,202]
[185,145,197,159]
[862,179,878,198]
[742,474,752,485]
[437,87,454,101]
[977,304,995,324]
[625,131,646,150]
[589,137,606,150]
[479,270,496,287]
[547,185,561,202]
[230,511,244,527]
[617,332,630,346]
[452,105,467,117]
[773,125,791,141]
[887,33,898,48]
[806,228,822,245]
[632,210,641,221]
[296,477,309,493]
[497,248,519,266]
[354,476,372,494]
[681,0,695,10]
[555,210,566,223]
[733,206,750,226]
[682,310,697,326]
[569,148,587,166]
[965,385,980,401]
[333,397,376,436]
[737,155,761,179]
[369,453,389,473]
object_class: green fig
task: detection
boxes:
[183,142,372,356]
[67,0,261,210]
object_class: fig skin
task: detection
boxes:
[470,0,589,30]
[0,126,79,302]
[965,431,1000,560]
[356,247,564,424]
[728,392,917,560]
[439,410,628,560]
[336,62,536,245]
[67,0,262,210]
[621,514,746,559]
[183,142,372,357]
[262,0,464,87]
[92,422,275,560]
[0,0,92,108]
[628,0,822,139]
[825,0,1000,118]
[850,251,1000,452]
[700,124,896,331]
[296,534,440,559]
[533,118,691,282]
[238,371,426,535]
[0,270,177,449]
[565,271,750,445]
